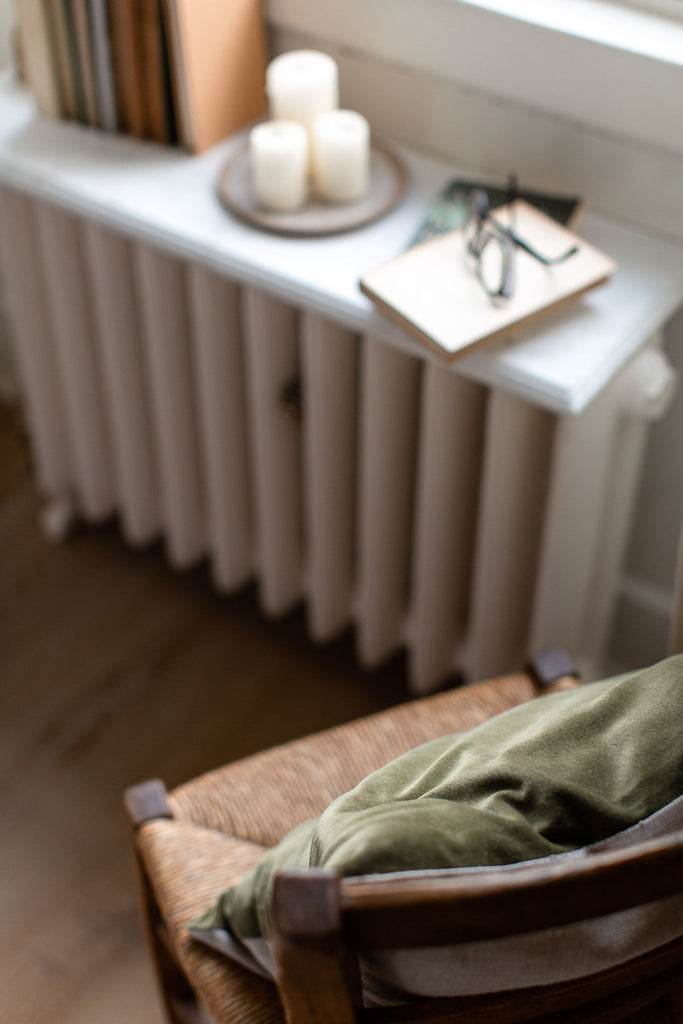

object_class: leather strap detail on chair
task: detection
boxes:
[527,649,582,694]
[124,778,173,827]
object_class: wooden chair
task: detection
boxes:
[124,654,683,1024]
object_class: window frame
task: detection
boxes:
[266,0,683,156]
[616,0,683,20]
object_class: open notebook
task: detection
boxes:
[360,200,616,361]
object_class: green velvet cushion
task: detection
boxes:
[194,655,683,944]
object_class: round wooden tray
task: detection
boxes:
[216,139,409,237]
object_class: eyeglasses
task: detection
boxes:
[465,175,579,304]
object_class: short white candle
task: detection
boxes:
[266,50,339,133]
[311,110,371,203]
[249,120,309,212]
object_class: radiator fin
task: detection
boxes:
[188,265,253,592]
[409,365,487,693]
[243,286,303,617]
[135,243,205,569]
[356,336,422,668]
[0,187,71,497]
[84,222,159,546]
[301,313,359,642]
[4,194,644,694]
[37,202,115,521]
[463,391,555,681]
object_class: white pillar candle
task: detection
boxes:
[266,51,339,133]
[311,110,371,203]
[249,120,309,212]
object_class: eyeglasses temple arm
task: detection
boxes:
[489,216,580,265]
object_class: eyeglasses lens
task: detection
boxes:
[478,232,509,298]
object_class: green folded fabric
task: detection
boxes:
[193,655,683,943]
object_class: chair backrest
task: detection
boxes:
[271,830,683,1024]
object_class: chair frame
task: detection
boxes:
[124,655,683,1024]
[272,847,683,1024]
[126,781,203,1024]
[127,788,683,1024]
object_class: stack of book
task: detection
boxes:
[13,0,268,152]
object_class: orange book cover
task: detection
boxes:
[164,0,268,153]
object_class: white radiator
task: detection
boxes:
[0,185,675,693]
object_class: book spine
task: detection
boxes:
[158,0,178,144]
[88,0,118,132]
[106,0,128,132]
[161,0,192,150]
[113,0,147,138]
[71,0,99,125]
[40,0,66,116]
[41,0,73,117]
[61,0,87,123]
[15,0,63,117]
[139,0,169,142]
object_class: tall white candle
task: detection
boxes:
[266,51,339,134]
[312,110,371,203]
[249,120,309,212]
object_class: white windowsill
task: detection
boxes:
[1,72,682,417]
[266,0,683,156]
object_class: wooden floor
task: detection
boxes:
[0,403,409,1024]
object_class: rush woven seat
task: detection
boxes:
[125,657,683,1024]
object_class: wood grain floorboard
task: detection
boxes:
[0,402,409,1024]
